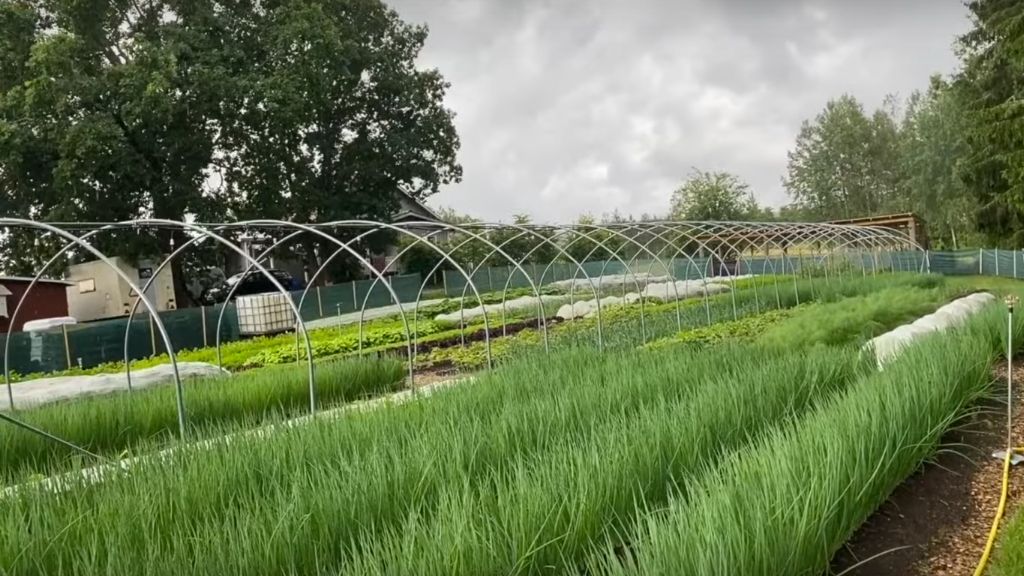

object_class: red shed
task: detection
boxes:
[0,277,72,333]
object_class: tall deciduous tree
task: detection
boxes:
[784,95,904,219]
[0,0,461,299]
[669,169,760,221]
[899,77,978,248]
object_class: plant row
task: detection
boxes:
[424,273,946,369]
[587,302,1017,575]
[0,357,405,484]
[0,339,863,574]
[0,273,925,486]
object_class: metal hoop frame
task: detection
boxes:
[0,218,924,461]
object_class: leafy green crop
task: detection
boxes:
[646,308,795,349]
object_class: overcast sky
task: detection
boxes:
[389,0,973,224]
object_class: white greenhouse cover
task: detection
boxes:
[866,292,996,367]
[1,362,229,410]
[22,317,77,332]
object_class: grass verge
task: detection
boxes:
[993,507,1024,576]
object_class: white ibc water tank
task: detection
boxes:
[236,293,296,336]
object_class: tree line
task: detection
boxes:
[671,0,1024,250]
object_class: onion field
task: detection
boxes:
[0,272,1019,575]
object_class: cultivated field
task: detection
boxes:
[1,271,1022,575]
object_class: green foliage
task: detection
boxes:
[10,316,445,380]
[0,0,461,283]
[777,0,1024,246]
[648,308,794,349]
[993,505,1024,576]
[900,77,981,249]
[420,329,542,370]
[0,272,992,576]
[0,357,406,483]
[0,335,864,575]
[670,169,765,221]
[758,284,955,349]
[784,95,905,219]
[562,226,620,262]
[954,0,1024,246]
[422,273,936,369]
[240,319,445,369]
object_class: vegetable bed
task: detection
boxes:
[0,357,405,484]
[0,272,1004,576]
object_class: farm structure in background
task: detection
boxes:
[0,277,71,333]
[65,256,177,322]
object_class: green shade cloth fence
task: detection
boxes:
[0,273,421,377]
[2,249,1007,377]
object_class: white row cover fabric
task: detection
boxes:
[22,317,77,332]
[554,278,742,321]
[641,280,730,302]
[550,273,671,292]
[866,292,996,367]
[433,295,564,325]
[0,362,229,410]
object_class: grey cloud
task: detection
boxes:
[390,0,971,223]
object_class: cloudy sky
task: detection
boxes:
[389,0,973,224]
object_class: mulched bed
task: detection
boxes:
[831,359,1024,575]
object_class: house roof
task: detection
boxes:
[0,277,73,286]
[394,190,442,223]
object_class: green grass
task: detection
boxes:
[993,506,1024,576]
[0,357,406,484]
[588,305,1015,576]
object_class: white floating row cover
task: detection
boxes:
[550,273,671,292]
[433,295,564,325]
[549,272,755,293]
[22,317,77,332]
[555,278,740,321]
[436,273,756,324]
[867,292,996,367]
[0,362,229,410]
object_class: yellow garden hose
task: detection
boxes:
[973,448,1016,576]
[973,295,1018,576]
